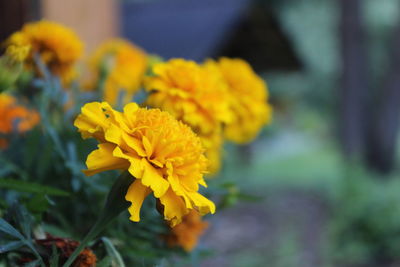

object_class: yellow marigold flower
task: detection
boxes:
[144,58,232,136]
[201,132,223,174]
[166,210,208,252]
[144,59,232,175]
[87,38,147,105]
[74,102,215,226]
[5,44,31,62]
[5,20,83,85]
[0,94,40,148]
[211,57,272,144]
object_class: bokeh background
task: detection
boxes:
[2,0,400,266]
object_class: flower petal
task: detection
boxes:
[83,143,129,176]
[112,146,144,178]
[122,132,147,157]
[159,188,188,227]
[188,191,216,215]
[74,102,114,141]
[141,160,169,198]
[125,179,151,222]
[167,174,193,209]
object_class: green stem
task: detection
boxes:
[62,171,134,267]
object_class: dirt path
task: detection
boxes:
[201,190,329,267]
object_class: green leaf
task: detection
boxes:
[23,259,41,267]
[0,218,24,240]
[49,245,59,267]
[237,193,263,202]
[0,178,69,196]
[101,237,125,267]
[62,172,133,267]
[0,240,24,253]
[13,204,32,239]
[26,194,50,215]
[97,256,112,267]
[0,218,44,266]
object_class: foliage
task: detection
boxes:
[0,19,270,266]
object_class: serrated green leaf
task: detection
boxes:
[0,178,69,196]
[101,237,125,267]
[0,240,24,253]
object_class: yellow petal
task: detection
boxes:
[105,123,125,148]
[122,132,147,157]
[112,146,144,178]
[167,174,193,209]
[83,143,129,176]
[123,102,139,116]
[125,179,151,222]
[159,188,188,227]
[142,135,153,157]
[188,192,216,215]
[141,160,169,198]
[74,102,115,141]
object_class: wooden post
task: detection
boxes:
[41,0,119,54]
[338,0,368,159]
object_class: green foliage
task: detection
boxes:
[0,54,225,267]
[0,179,69,197]
[328,168,400,266]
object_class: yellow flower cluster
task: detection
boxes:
[210,57,273,144]
[0,94,40,148]
[166,210,208,251]
[3,19,273,254]
[74,102,215,226]
[144,58,272,174]
[5,44,31,62]
[87,38,147,105]
[5,20,83,85]
[144,59,233,174]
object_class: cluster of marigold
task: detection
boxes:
[1,20,272,253]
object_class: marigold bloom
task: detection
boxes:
[210,57,272,144]
[144,59,232,174]
[5,44,31,62]
[74,102,215,226]
[87,38,147,105]
[201,132,223,174]
[145,59,231,135]
[5,20,83,84]
[166,210,208,252]
[0,94,40,134]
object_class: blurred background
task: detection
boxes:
[3,0,400,266]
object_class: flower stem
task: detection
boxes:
[62,171,134,267]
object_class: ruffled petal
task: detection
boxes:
[74,102,115,141]
[125,179,151,222]
[141,160,169,198]
[142,136,153,157]
[159,188,188,227]
[122,132,147,157]
[168,174,193,209]
[187,191,216,215]
[112,146,144,178]
[83,143,129,176]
